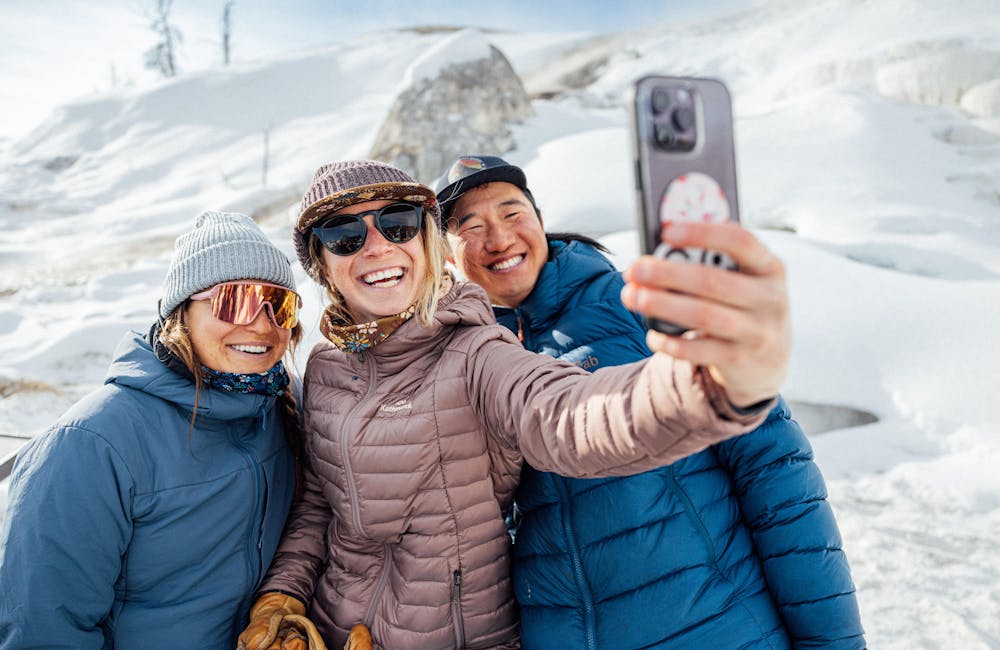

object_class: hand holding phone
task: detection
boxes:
[622,76,792,406]
[620,221,792,408]
[630,75,740,334]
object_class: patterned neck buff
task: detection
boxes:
[201,361,290,396]
[321,304,417,354]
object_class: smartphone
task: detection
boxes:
[629,75,740,335]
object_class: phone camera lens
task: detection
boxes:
[654,123,675,146]
[651,88,670,114]
[672,106,695,131]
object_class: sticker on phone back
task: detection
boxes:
[654,172,737,270]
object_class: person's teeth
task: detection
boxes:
[363,268,403,285]
[491,255,523,271]
[233,344,268,354]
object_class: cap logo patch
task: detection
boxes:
[449,157,485,182]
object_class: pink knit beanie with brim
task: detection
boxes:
[293,160,439,283]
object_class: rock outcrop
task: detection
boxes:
[369,39,533,185]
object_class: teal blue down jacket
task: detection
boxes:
[0,330,296,649]
[495,238,865,649]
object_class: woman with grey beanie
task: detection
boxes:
[0,211,307,649]
[239,160,787,649]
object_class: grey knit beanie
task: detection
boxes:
[293,160,440,283]
[159,210,296,319]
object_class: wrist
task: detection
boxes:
[727,395,775,415]
[707,366,774,410]
[252,592,306,617]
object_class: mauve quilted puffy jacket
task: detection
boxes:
[259,280,769,649]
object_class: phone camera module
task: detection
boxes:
[649,88,696,152]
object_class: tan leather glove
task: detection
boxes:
[237,592,328,650]
[344,624,373,650]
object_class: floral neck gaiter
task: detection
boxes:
[201,361,290,396]
[320,304,417,354]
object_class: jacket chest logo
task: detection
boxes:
[378,398,413,414]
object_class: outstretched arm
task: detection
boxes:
[469,327,772,479]
[621,221,791,409]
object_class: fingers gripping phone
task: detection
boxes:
[629,75,740,335]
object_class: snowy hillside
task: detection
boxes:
[2,0,999,646]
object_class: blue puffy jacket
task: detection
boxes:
[495,238,865,649]
[0,330,296,649]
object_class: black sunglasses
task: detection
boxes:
[312,202,423,256]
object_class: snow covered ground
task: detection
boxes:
[2,0,999,646]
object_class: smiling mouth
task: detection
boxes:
[489,255,524,272]
[231,344,271,355]
[362,267,405,287]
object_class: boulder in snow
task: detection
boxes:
[369,31,534,184]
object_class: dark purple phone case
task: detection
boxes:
[629,75,741,335]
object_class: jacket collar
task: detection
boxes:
[496,239,616,335]
[106,329,272,422]
[327,279,497,378]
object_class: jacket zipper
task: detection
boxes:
[257,472,269,575]
[257,397,271,430]
[514,307,531,348]
[233,423,266,591]
[451,568,466,649]
[665,466,718,561]
[340,353,378,536]
[519,305,597,646]
[555,476,596,650]
[363,543,393,628]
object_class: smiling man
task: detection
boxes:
[433,156,638,364]
[435,158,548,309]
[434,155,864,649]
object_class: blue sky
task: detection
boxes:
[243,1,741,40]
[0,1,747,140]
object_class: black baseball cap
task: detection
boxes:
[435,155,532,228]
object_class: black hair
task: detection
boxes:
[545,232,611,254]
[530,192,610,255]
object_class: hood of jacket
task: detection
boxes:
[105,329,275,422]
